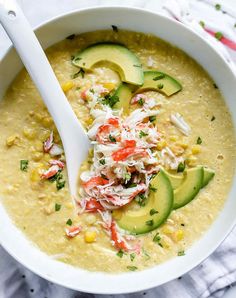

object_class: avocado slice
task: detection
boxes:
[111,71,182,113]
[113,83,133,115]
[173,167,204,209]
[137,71,182,96]
[202,167,215,187]
[72,43,144,86]
[113,170,173,235]
[162,170,184,189]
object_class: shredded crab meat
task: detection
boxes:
[77,88,188,250]
[170,113,191,136]
[65,225,82,238]
[161,147,184,170]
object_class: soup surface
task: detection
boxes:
[0,30,235,273]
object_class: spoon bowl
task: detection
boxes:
[0,0,90,199]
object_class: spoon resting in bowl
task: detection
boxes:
[0,0,90,201]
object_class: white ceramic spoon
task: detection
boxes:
[0,0,90,200]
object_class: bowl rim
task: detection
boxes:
[0,5,236,295]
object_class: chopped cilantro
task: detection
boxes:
[56,179,65,190]
[199,20,205,28]
[177,162,185,173]
[153,74,165,80]
[139,130,148,138]
[111,25,118,32]
[158,83,164,89]
[137,98,144,106]
[234,23,236,28]
[149,115,156,122]
[127,183,137,188]
[116,249,124,258]
[130,253,136,261]
[55,203,61,211]
[150,209,158,216]
[99,158,106,165]
[99,159,106,165]
[211,116,216,121]
[66,34,75,40]
[133,64,142,68]
[127,266,138,271]
[142,248,151,260]
[109,134,116,143]
[102,94,119,108]
[215,4,221,10]
[66,219,72,226]
[149,186,157,192]
[153,233,163,247]
[20,160,29,172]
[124,173,131,181]
[215,32,223,40]
[73,56,82,63]
[178,250,185,256]
[72,68,85,79]
[196,137,202,144]
[146,219,154,226]
[49,170,66,190]
[135,193,147,207]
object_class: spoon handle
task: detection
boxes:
[0,0,82,142]
[0,0,90,198]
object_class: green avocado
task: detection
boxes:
[173,167,204,209]
[137,71,182,96]
[113,170,173,235]
[164,167,215,190]
[111,71,182,113]
[72,43,144,85]
[162,170,184,189]
[113,83,133,115]
[202,167,215,187]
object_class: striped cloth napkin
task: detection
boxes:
[0,0,236,297]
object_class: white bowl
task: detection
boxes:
[0,6,235,295]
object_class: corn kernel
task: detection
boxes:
[157,140,167,151]
[42,117,53,128]
[162,226,174,235]
[176,230,184,241]
[32,152,43,161]
[62,81,74,92]
[43,153,51,162]
[30,169,41,182]
[85,214,97,225]
[23,127,36,140]
[102,82,116,91]
[6,134,20,147]
[86,118,94,126]
[186,155,198,167]
[169,135,178,142]
[191,145,201,154]
[34,113,44,122]
[29,111,35,117]
[65,202,74,209]
[178,142,188,149]
[84,230,97,243]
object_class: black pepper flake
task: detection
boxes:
[111,25,118,32]
[66,34,75,40]
[213,83,218,89]
[30,289,34,293]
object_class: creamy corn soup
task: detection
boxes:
[0,30,235,273]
